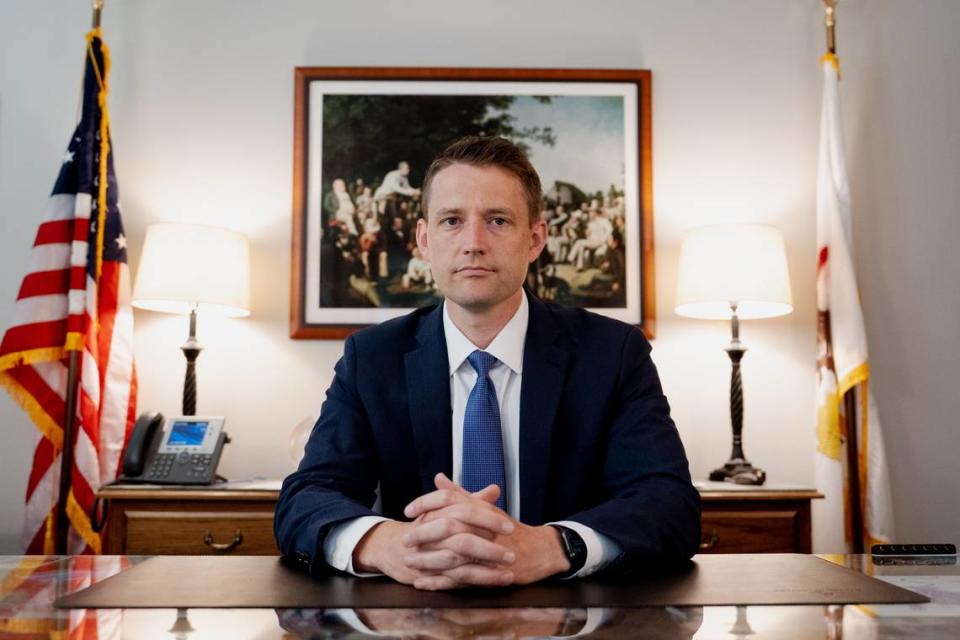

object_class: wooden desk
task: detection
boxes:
[98,482,822,556]
[5,554,954,637]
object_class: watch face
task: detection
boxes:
[558,526,587,570]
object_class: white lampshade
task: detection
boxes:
[675,224,793,320]
[132,223,251,317]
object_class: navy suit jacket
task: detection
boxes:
[275,292,701,577]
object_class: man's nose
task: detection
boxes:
[462,217,488,254]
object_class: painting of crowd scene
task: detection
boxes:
[317,92,629,310]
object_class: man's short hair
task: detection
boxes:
[421,136,542,226]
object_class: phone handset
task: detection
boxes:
[122,411,164,477]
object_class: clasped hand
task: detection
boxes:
[353,473,569,590]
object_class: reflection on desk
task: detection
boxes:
[278,606,703,638]
[1,554,957,638]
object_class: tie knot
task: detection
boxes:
[467,350,497,377]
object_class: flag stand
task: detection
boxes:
[53,0,108,557]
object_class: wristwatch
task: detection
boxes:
[551,525,587,578]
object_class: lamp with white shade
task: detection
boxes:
[675,224,793,485]
[132,223,251,415]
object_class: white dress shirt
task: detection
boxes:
[323,294,621,577]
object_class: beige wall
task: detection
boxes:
[1,0,957,553]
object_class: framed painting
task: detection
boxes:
[291,67,655,339]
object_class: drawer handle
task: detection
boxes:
[203,529,243,552]
[699,528,719,550]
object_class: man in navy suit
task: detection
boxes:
[275,137,700,590]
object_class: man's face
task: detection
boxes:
[417,163,546,314]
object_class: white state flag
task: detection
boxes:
[814,53,894,552]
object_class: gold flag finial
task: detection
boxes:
[822,0,838,55]
[92,0,104,29]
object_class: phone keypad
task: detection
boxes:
[145,453,177,480]
[144,452,214,482]
[187,454,212,479]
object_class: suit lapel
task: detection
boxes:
[519,293,571,525]
[405,305,453,494]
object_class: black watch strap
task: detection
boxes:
[552,525,587,578]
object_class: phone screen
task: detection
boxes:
[168,421,208,446]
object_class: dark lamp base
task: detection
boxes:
[709,459,767,485]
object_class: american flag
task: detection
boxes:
[0,28,137,555]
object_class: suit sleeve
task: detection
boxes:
[274,335,382,575]
[565,327,701,576]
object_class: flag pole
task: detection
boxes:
[55,354,80,554]
[822,0,838,55]
[821,0,865,553]
[844,393,865,552]
[54,0,108,556]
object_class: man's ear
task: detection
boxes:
[527,219,547,263]
[416,217,430,261]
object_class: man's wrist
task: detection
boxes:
[353,520,400,573]
[544,525,573,577]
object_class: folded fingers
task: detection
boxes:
[404,533,515,570]
[404,506,513,545]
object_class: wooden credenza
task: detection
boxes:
[98,482,822,556]
[99,484,280,556]
[698,483,823,554]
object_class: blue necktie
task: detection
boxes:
[462,350,507,511]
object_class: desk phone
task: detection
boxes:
[121,413,228,485]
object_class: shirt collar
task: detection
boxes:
[442,293,528,376]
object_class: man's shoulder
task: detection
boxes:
[533,296,645,346]
[347,303,440,350]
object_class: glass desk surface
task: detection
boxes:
[1,554,957,639]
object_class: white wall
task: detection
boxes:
[1,0,957,554]
[840,0,960,545]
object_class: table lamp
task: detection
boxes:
[132,223,251,415]
[675,224,792,485]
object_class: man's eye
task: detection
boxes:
[491,217,507,226]
[441,218,459,226]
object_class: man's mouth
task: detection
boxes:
[456,266,494,274]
